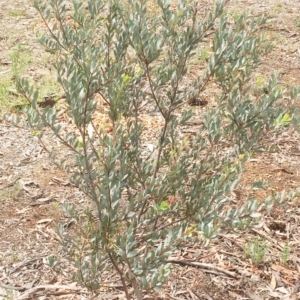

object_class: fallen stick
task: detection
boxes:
[15,284,84,300]
[251,228,284,251]
[167,259,239,278]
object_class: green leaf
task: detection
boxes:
[127,250,137,258]
[274,113,292,127]
[156,201,170,212]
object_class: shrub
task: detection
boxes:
[10,0,300,298]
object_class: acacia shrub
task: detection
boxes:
[12,0,300,298]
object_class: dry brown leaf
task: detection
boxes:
[244,291,263,300]
[16,207,31,214]
[270,273,277,289]
[36,218,53,225]
[271,265,300,276]
[30,197,53,206]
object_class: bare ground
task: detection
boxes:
[1,0,300,299]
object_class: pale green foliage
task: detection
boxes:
[0,183,22,201]
[11,0,300,298]
[3,288,14,300]
[0,45,30,113]
[281,243,290,266]
[10,44,31,78]
[243,238,267,265]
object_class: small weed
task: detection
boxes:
[0,74,12,110]
[256,76,265,88]
[0,45,31,115]
[281,243,290,266]
[294,18,300,28]
[3,288,14,300]
[286,43,298,53]
[198,48,210,62]
[290,189,300,206]
[37,76,62,101]
[10,44,31,78]
[269,32,284,43]
[231,10,240,23]
[51,201,61,221]
[4,248,23,264]
[244,238,268,265]
[9,9,26,17]
[273,3,283,13]
[0,183,22,201]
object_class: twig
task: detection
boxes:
[244,290,263,300]
[0,283,26,291]
[219,250,242,259]
[250,228,284,251]
[0,176,20,190]
[15,284,84,300]
[193,290,213,300]
[218,233,244,250]
[187,287,198,300]
[167,259,239,278]
[9,256,44,274]
[168,295,186,300]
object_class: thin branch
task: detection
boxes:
[107,251,130,300]
[167,259,239,278]
[15,284,84,300]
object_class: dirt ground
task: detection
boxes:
[0,0,300,299]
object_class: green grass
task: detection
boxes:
[3,288,14,300]
[0,45,31,116]
[0,74,11,110]
[1,44,63,118]
[10,44,31,77]
[244,238,268,266]
[273,3,284,13]
[0,183,23,201]
[9,9,26,17]
[294,18,300,28]
[281,243,291,266]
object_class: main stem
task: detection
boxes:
[107,251,130,300]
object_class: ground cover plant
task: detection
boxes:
[5,0,300,299]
